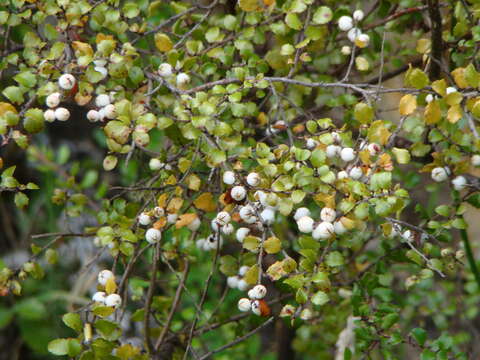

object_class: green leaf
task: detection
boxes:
[285,13,302,30]
[392,147,411,164]
[354,102,374,124]
[406,68,429,89]
[63,313,82,333]
[311,291,329,306]
[420,349,436,360]
[410,327,427,346]
[312,6,332,25]
[48,339,69,356]
[23,108,45,133]
[326,251,344,267]
[264,237,281,254]
[14,192,28,209]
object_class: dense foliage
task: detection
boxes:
[2,0,480,359]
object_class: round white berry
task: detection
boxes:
[227,276,240,288]
[216,211,231,226]
[353,9,364,21]
[105,293,122,308]
[340,148,356,162]
[95,94,110,107]
[472,155,480,167]
[347,27,362,42]
[248,284,267,300]
[176,73,190,87]
[158,63,173,78]
[312,221,334,240]
[306,138,318,149]
[54,107,70,121]
[431,167,449,182]
[294,207,311,222]
[237,279,249,291]
[238,265,249,276]
[222,223,234,235]
[103,104,116,119]
[167,213,178,224]
[246,172,261,187]
[251,300,262,316]
[260,208,275,225]
[138,212,152,226]
[402,230,412,242]
[452,175,467,191]
[223,171,236,185]
[92,291,106,304]
[334,220,347,235]
[338,15,353,31]
[320,207,336,223]
[98,269,114,286]
[425,94,434,103]
[231,186,247,201]
[367,143,381,156]
[87,109,101,122]
[58,74,76,90]
[356,33,370,46]
[349,166,363,180]
[297,216,314,233]
[337,170,349,179]
[46,92,61,108]
[154,207,165,218]
[236,227,250,243]
[446,87,457,95]
[341,45,352,56]
[300,308,313,320]
[187,217,201,231]
[145,228,162,244]
[196,238,206,250]
[44,109,56,123]
[238,298,251,312]
[326,144,341,158]
[149,158,164,171]
[239,205,256,224]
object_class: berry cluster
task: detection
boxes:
[337,9,369,55]
[237,284,270,316]
[157,63,191,89]
[43,74,76,122]
[91,270,122,308]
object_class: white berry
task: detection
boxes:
[297,216,314,233]
[294,207,311,222]
[312,222,334,240]
[431,167,449,182]
[158,63,173,78]
[54,107,70,121]
[237,279,249,291]
[347,27,361,42]
[251,300,262,316]
[145,228,162,244]
[187,217,201,231]
[452,175,467,191]
[96,94,110,107]
[238,298,251,312]
[58,74,76,90]
[236,227,250,243]
[92,291,106,304]
[103,104,116,119]
[349,166,363,180]
[105,293,122,308]
[138,212,152,226]
[238,266,249,276]
[320,207,336,223]
[98,270,114,286]
[248,284,267,300]
[340,148,356,162]
[227,276,240,288]
[154,206,165,218]
[176,73,190,88]
[87,109,101,122]
[472,155,480,167]
[260,207,275,224]
[44,109,56,122]
[341,46,351,56]
[446,87,457,95]
[334,219,347,235]
[338,171,349,179]
[222,223,234,235]
[231,186,247,201]
[306,138,318,149]
[356,33,370,47]
[367,143,381,156]
[239,205,256,224]
[425,94,434,103]
[149,158,164,171]
[46,92,61,108]
[216,211,231,226]
[338,16,353,31]
[353,9,364,21]
[223,171,236,185]
[246,172,261,187]
[326,144,341,158]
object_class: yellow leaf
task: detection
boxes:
[0,102,17,116]
[399,94,417,115]
[72,41,93,56]
[424,101,441,124]
[264,237,281,254]
[416,38,431,54]
[186,174,201,191]
[239,0,260,11]
[154,33,173,52]
[445,92,462,106]
[431,79,446,96]
[263,0,275,5]
[167,197,183,213]
[153,217,167,229]
[313,192,335,208]
[165,175,177,185]
[359,149,372,165]
[105,277,117,295]
[96,33,115,43]
[244,265,259,285]
[175,213,198,229]
[157,193,168,208]
[447,104,462,123]
[193,192,217,212]
[451,68,468,89]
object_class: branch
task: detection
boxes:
[460,227,480,291]
[427,0,443,80]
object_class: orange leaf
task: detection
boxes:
[194,193,217,212]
